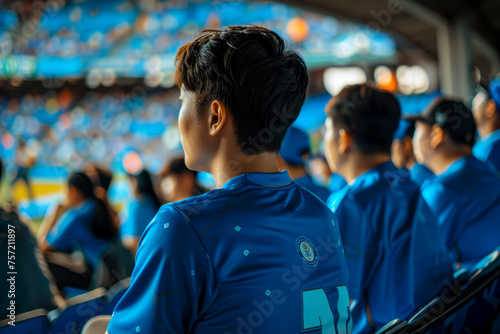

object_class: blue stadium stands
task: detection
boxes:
[0,280,129,334]
[0,309,50,334]
[101,278,130,315]
[48,288,107,334]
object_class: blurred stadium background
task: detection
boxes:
[0,0,497,226]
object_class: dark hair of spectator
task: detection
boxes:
[325,84,401,154]
[68,172,117,240]
[175,25,309,154]
[95,168,113,191]
[130,170,162,211]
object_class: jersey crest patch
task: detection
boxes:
[296,236,318,267]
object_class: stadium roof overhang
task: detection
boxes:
[277,0,500,86]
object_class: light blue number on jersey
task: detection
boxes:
[302,286,351,334]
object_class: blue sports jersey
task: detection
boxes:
[328,173,348,193]
[46,199,111,268]
[409,162,434,187]
[293,174,332,203]
[473,129,500,173]
[421,155,500,270]
[107,171,352,334]
[120,195,158,239]
[328,161,453,333]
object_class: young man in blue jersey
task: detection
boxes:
[409,97,500,270]
[107,26,352,334]
[324,84,453,333]
[472,78,500,173]
[278,126,332,202]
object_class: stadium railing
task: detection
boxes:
[377,245,500,334]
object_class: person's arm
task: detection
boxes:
[107,206,217,333]
[37,204,66,252]
[421,183,461,250]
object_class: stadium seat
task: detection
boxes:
[400,245,500,334]
[374,319,407,334]
[81,315,111,334]
[101,278,130,315]
[49,288,106,334]
[0,309,50,334]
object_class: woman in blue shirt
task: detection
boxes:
[39,172,118,291]
[120,169,161,257]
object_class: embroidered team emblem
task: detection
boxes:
[296,237,318,267]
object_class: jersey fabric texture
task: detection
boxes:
[107,171,352,334]
[421,155,500,270]
[328,161,453,334]
[409,162,435,187]
[46,199,111,269]
[293,174,332,203]
[473,129,500,173]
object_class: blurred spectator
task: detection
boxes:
[11,138,35,201]
[0,158,64,313]
[86,165,120,230]
[308,154,347,195]
[38,172,118,291]
[409,98,500,270]
[324,84,453,333]
[472,78,500,173]
[278,126,331,202]
[391,119,434,187]
[159,157,206,203]
[120,169,161,257]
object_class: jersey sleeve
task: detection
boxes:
[107,205,217,334]
[46,210,82,252]
[333,197,378,301]
[421,182,461,250]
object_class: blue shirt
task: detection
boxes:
[421,155,500,270]
[473,129,500,173]
[409,163,434,187]
[329,162,453,333]
[47,199,111,268]
[328,173,348,193]
[107,171,352,334]
[294,174,332,203]
[120,195,158,240]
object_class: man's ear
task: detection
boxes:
[338,128,352,154]
[485,99,498,119]
[430,125,445,148]
[208,100,227,136]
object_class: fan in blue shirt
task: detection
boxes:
[472,78,500,173]
[120,169,161,257]
[107,26,351,334]
[324,85,453,333]
[39,172,118,290]
[409,97,500,270]
[278,126,332,202]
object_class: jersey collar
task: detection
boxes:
[222,170,293,189]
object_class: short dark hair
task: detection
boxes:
[325,84,401,154]
[175,25,308,154]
